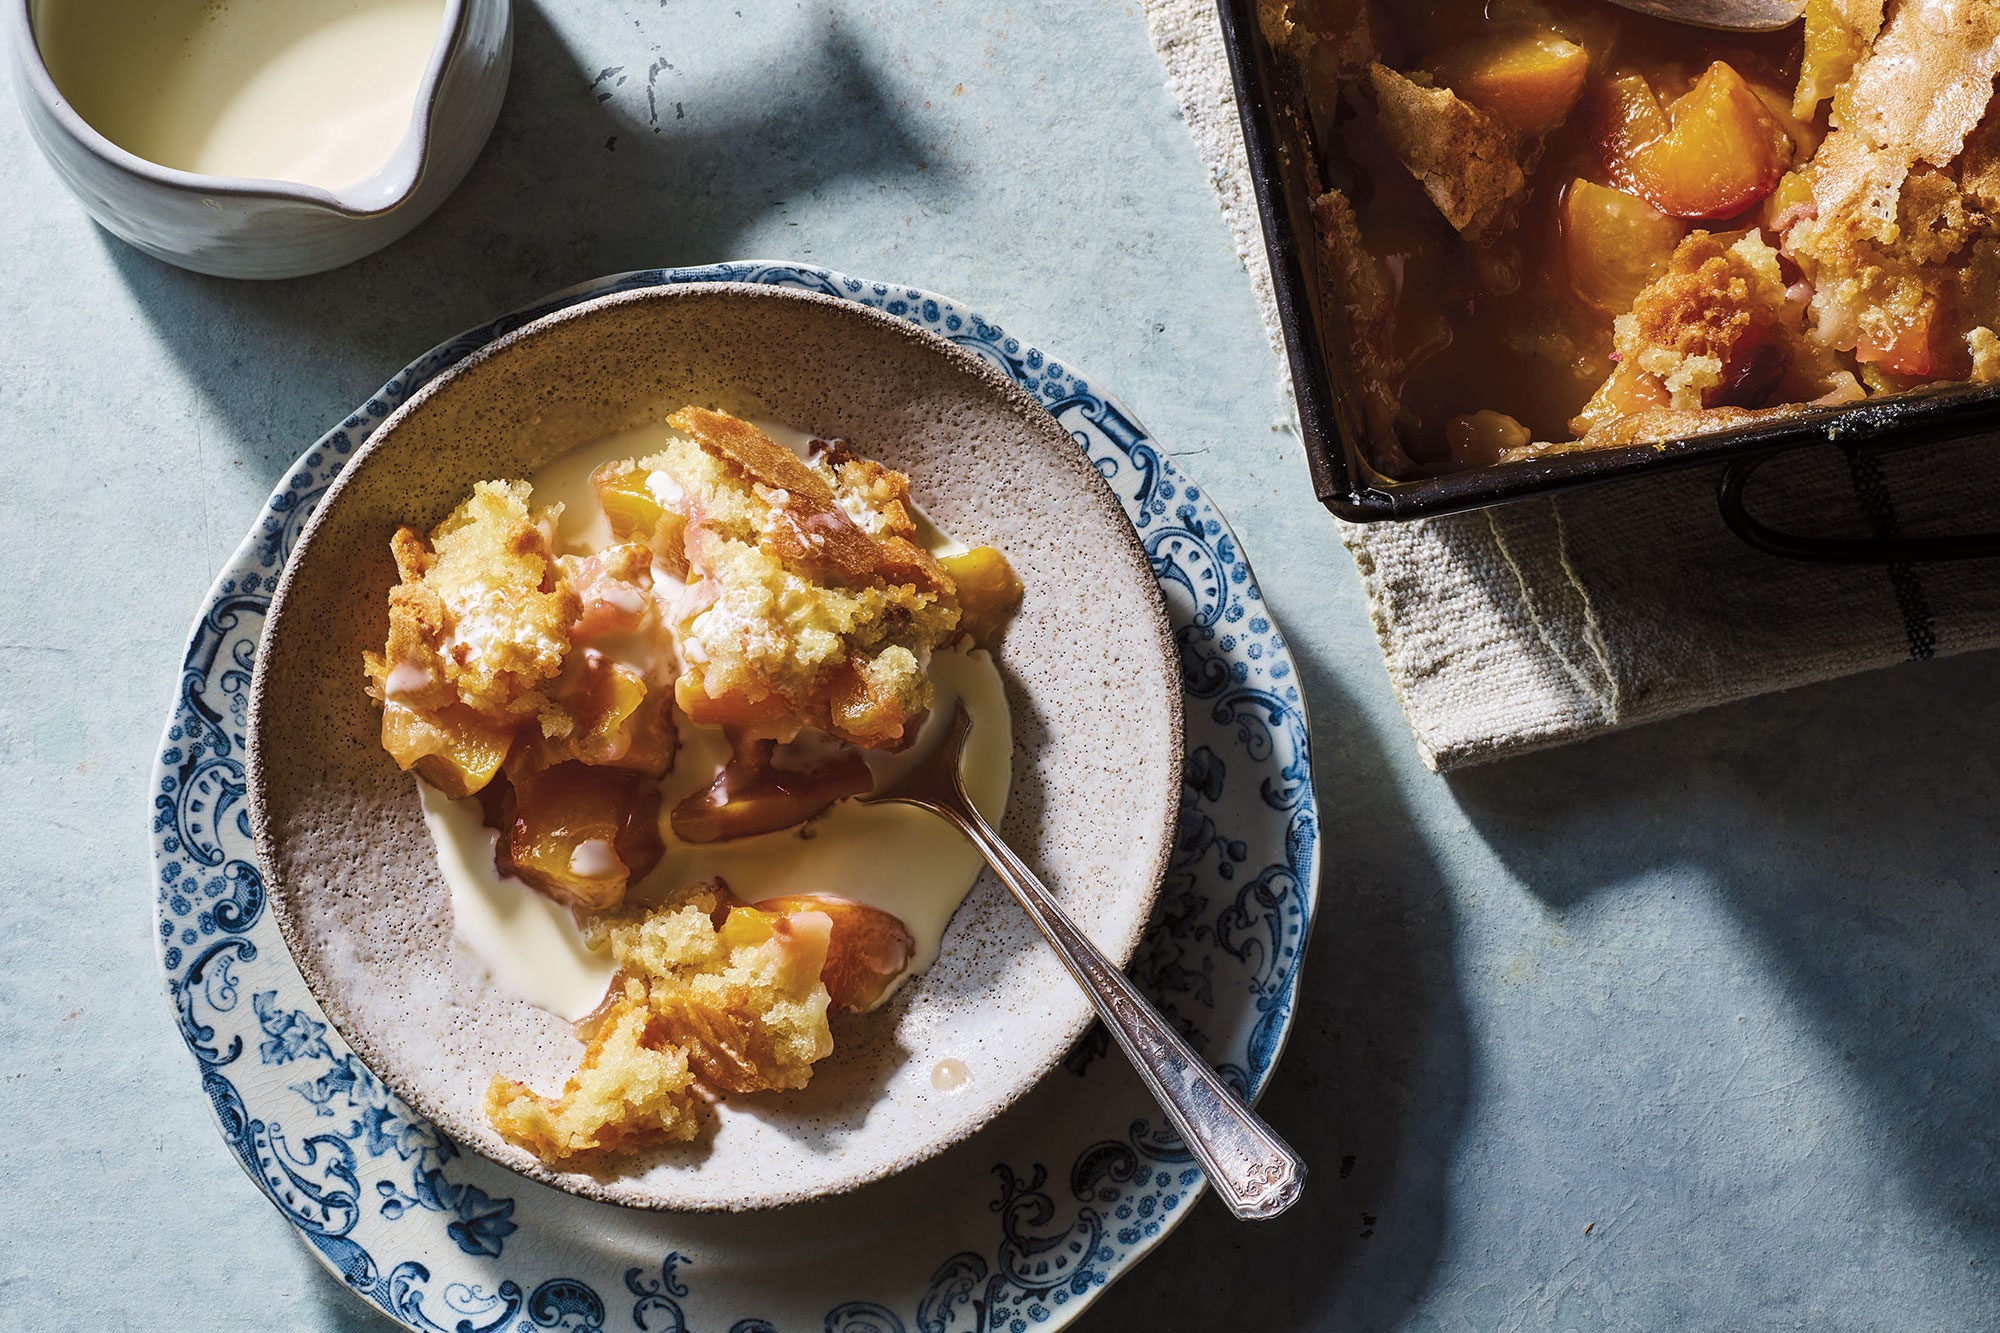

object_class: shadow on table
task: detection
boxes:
[1448,650,2000,1251]
[1083,646,1473,1329]
[103,0,931,490]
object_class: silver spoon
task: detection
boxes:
[864,704,1306,1220]
[1606,0,1804,31]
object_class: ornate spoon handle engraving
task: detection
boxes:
[869,704,1303,1221]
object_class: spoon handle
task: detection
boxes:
[939,802,1305,1220]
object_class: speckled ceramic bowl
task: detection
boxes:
[247,282,1183,1212]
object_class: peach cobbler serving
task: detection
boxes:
[1262,0,2000,475]
[362,407,1023,1162]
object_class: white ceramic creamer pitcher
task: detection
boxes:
[7,0,511,278]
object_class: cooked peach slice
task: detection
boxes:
[1431,30,1589,138]
[1443,411,1532,469]
[1569,361,1671,437]
[826,660,921,752]
[672,675,798,732]
[1857,301,1940,378]
[1760,169,1815,235]
[563,651,676,776]
[616,686,676,777]
[494,761,664,911]
[1748,82,1821,162]
[671,737,872,843]
[940,546,1023,646]
[752,895,916,1012]
[1599,63,1793,220]
[1563,179,1687,314]
[1793,0,1881,119]
[507,651,675,780]
[566,543,656,643]
[593,461,687,576]
[379,699,514,798]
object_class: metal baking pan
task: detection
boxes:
[1213,0,2000,561]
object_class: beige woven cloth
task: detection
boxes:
[1141,0,2000,770]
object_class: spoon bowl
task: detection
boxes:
[1603,0,1804,32]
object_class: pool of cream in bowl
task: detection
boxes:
[418,420,1014,1024]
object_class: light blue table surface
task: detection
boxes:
[4,2,1997,1328]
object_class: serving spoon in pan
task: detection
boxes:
[864,703,1306,1221]
[1605,0,1805,31]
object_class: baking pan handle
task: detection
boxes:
[1717,442,2000,563]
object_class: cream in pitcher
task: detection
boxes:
[34,0,448,190]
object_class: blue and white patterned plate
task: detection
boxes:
[151,263,1317,1332]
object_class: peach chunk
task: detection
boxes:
[752,895,916,1012]
[378,699,514,799]
[1759,169,1816,235]
[1431,30,1590,138]
[1563,179,1687,314]
[492,761,664,911]
[671,737,873,843]
[825,661,922,752]
[939,546,1024,646]
[1569,361,1671,438]
[567,544,656,643]
[1857,301,1940,378]
[592,461,688,577]
[1598,63,1793,220]
[560,651,676,777]
[1792,0,1882,119]
[1443,410,1531,468]
[673,675,798,732]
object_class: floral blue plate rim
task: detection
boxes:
[150,261,1319,1333]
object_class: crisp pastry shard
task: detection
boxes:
[1310,189,1415,475]
[1367,63,1527,240]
